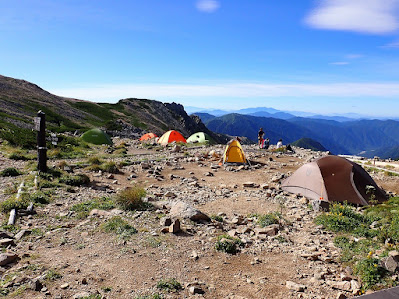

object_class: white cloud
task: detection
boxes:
[304,0,399,34]
[196,0,220,13]
[330,61,349,65]
[50,82,399,102]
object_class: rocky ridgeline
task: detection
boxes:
[0,143,396,298]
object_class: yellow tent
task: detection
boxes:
[223,139,248,164]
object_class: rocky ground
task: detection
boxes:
[0,140,398,299]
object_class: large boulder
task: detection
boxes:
[169,201,210,222]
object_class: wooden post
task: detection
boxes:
[8,209,16,225]
[36,111,47,173]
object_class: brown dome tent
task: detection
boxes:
[281,155,386,206]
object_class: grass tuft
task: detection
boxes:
[100,216,137,239]
[115,186,149,211]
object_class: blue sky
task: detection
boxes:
[1,0,399,116]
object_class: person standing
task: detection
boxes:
[258,127,265,148]
[276,138,283,149]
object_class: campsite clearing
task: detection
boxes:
[0,140,398,298]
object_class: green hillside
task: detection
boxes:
[0,75,226,148]
[291,137,327,152]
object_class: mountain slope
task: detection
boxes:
[0,75,226,146]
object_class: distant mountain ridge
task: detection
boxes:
[189,106,398,122]
[200,113,399,159]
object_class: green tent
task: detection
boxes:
[186,132,215,144]
[81,128,113,145]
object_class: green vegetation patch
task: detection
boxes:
[156,278,182,292]
[29,191,51,204]
[100,216,137,239]
[355,257,387,290]
[115,186,149,211]
[44,269,63,281]
[59,174,90,186]
[215,234,243,254]
[9,151,35,161]
[315,200,399,290]
[210,215,223,222]
[101,161,119,173]
[0,123,36,149]
[0,167,22,177]
[0,197,29,213]
[315,202,376,237]
[71,197,115,218]
[257,212,280,227]
[70,101,115,122]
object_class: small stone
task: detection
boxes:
[0,239,15,246]
[29,278,43,291]
[227,230,237,237]
[384,256,399,273]
[350,279,361,291]
[0,253,18,266]
[254,225,278,236]
[189,286,205,295]
[169,219,181,233]
[60,283,69,289]
[89,209,111,217]
[236,226,251,234]
[159,217,172,227]
[164,191,176,198]
[300,197,309,205]
[73,292,91,299]
[329,281,351,291]
[191,251,199,260]
[243,182,258,188]
[81,278,88,284]
[14,230,29,241]
[286,281,306,292]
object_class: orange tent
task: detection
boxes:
[158,130,186,146]
[139,133,158,141]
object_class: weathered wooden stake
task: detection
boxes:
[36,110,47,173]
[8,209,16,225]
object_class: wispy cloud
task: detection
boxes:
[382,40,399,48]
[196,0,220,13]
[304,0,399,34]
[330,62,349,65]
[346,54,364,59]
[50,82,399,102]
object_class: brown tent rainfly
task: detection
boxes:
[354,285,399,298]
[281,155,386,206]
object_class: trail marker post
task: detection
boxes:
[35,110,47,173]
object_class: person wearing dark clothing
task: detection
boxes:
[286,144,295,153]
[263,138,270,149]
[258,128,265,148]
